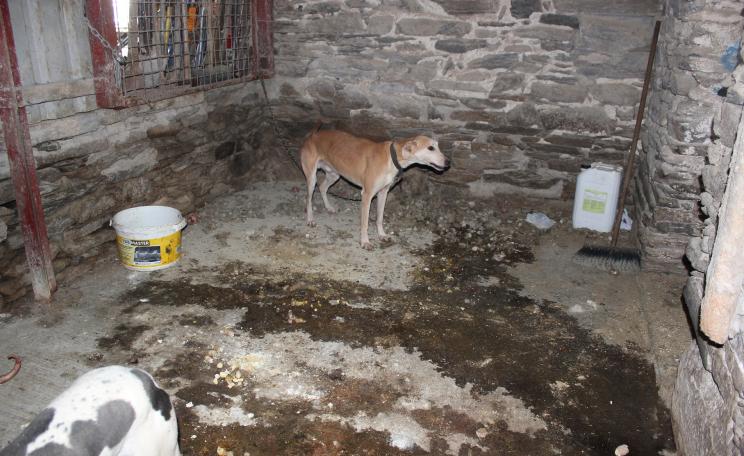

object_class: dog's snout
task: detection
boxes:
[443,157,451,169]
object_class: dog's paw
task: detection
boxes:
[379,235,392,244]
[326,207,337,214]
[361,241,373,250]
[306,220,317,227]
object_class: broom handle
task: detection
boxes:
[611,19,662,248]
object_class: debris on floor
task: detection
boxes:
[525,212,556,230]
[0,182,683,455]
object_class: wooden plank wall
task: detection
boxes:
[1,0,97,181]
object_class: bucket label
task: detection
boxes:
[124,239,151,247]
[116,230,182,269]
[582,189,608,214]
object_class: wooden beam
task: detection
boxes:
[700,111,744,344]
[85,0,125,108]
[21,78,95,106]
[0,0,56,301]
[253,0,274,78]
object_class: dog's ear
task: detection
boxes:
[402,138,420,158]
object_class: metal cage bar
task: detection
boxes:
[86,0,272,107]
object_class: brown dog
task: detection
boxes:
[299,127,450,249]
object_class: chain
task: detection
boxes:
[258,78,364,202]
[83,10,125,90]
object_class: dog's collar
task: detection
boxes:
[390,142,403,177]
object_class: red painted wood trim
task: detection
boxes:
[253,0,274,78]
[0,0,56,301]
[85,0,126,108]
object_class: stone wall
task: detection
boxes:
[266,0,661,199]
[671,1,744,453]
[0,82,272,307]
[635,0,744,271]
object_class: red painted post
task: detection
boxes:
[0,0,56,301]
[85,0,125,108]
[253,0,274,78]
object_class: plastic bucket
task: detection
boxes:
[111,206,187,271]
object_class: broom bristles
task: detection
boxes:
[572,245,641,272]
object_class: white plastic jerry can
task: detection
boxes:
[572,163,623,232]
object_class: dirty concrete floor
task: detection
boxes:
[0,181,690,455]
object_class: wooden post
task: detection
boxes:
[253,0,274,78]
[85,0,126,108]
[700,112,744,344]
[0,0,56,301]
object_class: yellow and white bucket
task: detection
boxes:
[111,206,187,271]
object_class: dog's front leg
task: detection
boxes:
[376,185,391,242]
[360,188,375,250]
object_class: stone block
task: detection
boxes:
[435,39,488,54]
[576,51,649,79]
[672,342,729,456]
[669,108,717,145]
[541,39,574,52]
[716,102,744,148]
[468,53,519,70]
[342,89,374,110]
[307,56,389,80]
[429,80,490,95]
[702,163,731,201]
[544,134,594,148]
[526,143,584,163]
[101,148,159,182]
[683,273,704,328]
[474,169,565,198]
[529,82,587,103]
[304,2,342,15]
[307,79,338,100]
[557,0,659,15]
[539,13,580,29]
[513,25,575,42]
[539,106,613,133]
[670,71,698,97]
[396,18,471,36]
[576,12,654,65]
[590,83,641,106]
[536,74,578,85]
[727,339,744,396]
[452,111,507,125]
[375,94,424,120]
[511,0,542,19]
[507,103,542,128]
[303,12,365,35]
[686,237,710,272]
[365,14,395,34]
[431,0,495,15]
[459,98,508,110]
[489,73,526,97]
[702,223,716,254]
[678,55,728,74]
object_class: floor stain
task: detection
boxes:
[105,222,674,455]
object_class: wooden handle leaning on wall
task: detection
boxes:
[700,115,744,344]
[610,20,661,247]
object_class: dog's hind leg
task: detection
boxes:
[300,149,319,226]
[318,166,340,214]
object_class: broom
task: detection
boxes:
[573,20,661,273]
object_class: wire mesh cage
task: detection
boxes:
[110,0,256,102]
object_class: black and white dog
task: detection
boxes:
[1,366,180,456]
